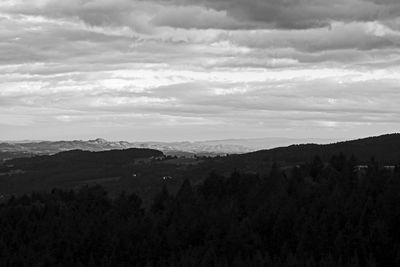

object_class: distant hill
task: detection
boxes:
[0,138,245,158]
[0,139,138,155]
[237,133,400,165]
[0,137,333,159]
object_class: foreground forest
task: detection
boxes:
[1,154,399,266]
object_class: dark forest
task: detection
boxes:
[1,153,399,266]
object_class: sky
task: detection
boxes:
[0,0,399,142]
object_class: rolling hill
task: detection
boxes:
[238,133,400,164]
[0,133,399,201]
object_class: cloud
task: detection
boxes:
[157,0,400,29]
[2,0,155,32]
[150,5,245,30]
[223,21,400,52]
[4,0,400,31]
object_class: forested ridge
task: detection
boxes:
[1,154,399,266]
[239,133,400,164]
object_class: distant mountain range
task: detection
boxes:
[0,137,333,158]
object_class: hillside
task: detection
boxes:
[0,148,165,199]
[237,133,400,165]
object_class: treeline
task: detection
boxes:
[0,154,399,266]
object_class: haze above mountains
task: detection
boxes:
[0,137,334,157]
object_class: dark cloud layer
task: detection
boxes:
[4,0,400,30]
[159,0,400,29]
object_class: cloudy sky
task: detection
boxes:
[1,0,399,142]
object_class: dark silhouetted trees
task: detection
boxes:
[0,154,399,266]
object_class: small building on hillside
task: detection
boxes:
[354,165,368,172]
